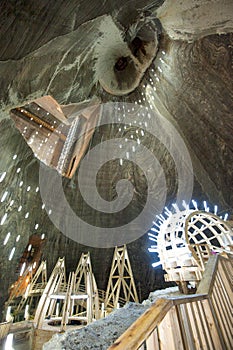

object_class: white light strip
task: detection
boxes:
[0,172,6,182]
[148,232,157,238]
[148,248,158,253]
[4,232,11,245]
[152,261,162,268]
[20,262,26,276]
[151,228,159,233]
[9,247,15,261]
[192,200,198,210]
[5,334,13,348]
[172,203,179,212]
[1,191,8,203]
[1,213,8,225]
[214,205,218,215]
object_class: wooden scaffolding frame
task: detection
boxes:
[6,246,140,328]
[34,257,66,329]
[16,260,47,317]
[104,245,138,310]
[71,252,100,324]
[33,253,100,331]
[5,260,47,321]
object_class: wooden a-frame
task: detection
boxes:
[104,245,138,309]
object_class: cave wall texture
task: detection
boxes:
[0,0,233,318]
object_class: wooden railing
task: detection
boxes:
[108,254,233,350]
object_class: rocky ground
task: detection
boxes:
[43,287,179,350]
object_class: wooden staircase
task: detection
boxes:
[108,254,233,350]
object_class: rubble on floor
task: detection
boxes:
[43,287,181,350]
[43,303,147,350]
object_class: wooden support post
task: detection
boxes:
[61,272,75,331]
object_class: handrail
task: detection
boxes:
[196,254,218,295]
[109,299,173,350]
[108,295,208,350]
[108,255,232,350]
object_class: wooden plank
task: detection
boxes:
[212,281,230,334]
[179,303,195,350]
[176,305,190,350]
[35,96,68,124]
[201,299,223,350]
[172,294,207,306]
[215,270,232,314]
[138,344,145,350]
[196,255,218,295]
[108,298,173,350]
[208,297,227,349]
[168,306,184,350]
[214,273,233,335]
[186,302,203,349]
[218,260,233,297]
[211,287,232,348]
[146,327,160,350]
[157,310,175,350]
[197,300,215,349]
[196,300,212,349]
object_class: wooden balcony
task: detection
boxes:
[108,254,233,350]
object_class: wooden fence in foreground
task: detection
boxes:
[108,255,233,350]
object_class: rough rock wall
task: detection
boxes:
[0,0,232,320]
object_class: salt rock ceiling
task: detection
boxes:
[0,0,233,313]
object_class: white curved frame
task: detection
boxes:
[150,209,232,286]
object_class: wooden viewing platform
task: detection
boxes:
[108,254,233,350]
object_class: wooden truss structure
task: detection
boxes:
[6,247,139,329]
[16,260,47,319]
[34,253,99,331]
[34,257,66,329]
[5,260,47,321]
[104,245,139,310]
[149,209,233,293]
[72,252,100,323]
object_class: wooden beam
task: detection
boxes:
[108,298,173,350]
